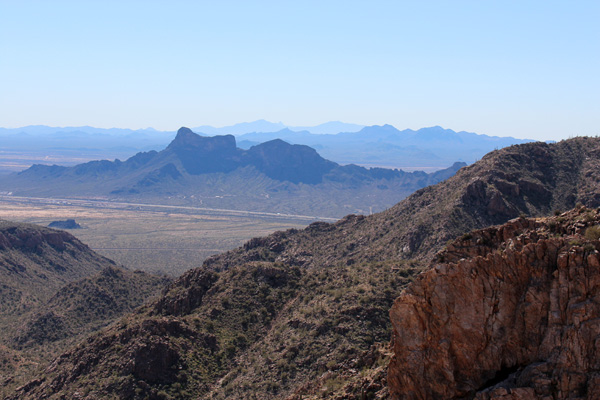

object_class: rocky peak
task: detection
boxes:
[388,206,600,399]
[168,127,237,153]
[165,127,240,174]
[244,139,337,184]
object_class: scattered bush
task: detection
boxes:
[585,225,600,241]
[584,244,596,252]
[460,233,473,241]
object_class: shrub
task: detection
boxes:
[584,243,596,252]
[585,225,600,241]
[460,233,472,241]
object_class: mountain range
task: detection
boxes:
[235,124,535,168]
[0,122,533,172]
[192,120,365,136]
[4,136,599,399]
[0,127,465,218]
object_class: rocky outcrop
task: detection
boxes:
[0,223,75,251]
[388,207,600,399]
[48,219,82,229]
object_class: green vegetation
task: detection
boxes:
[585,225,600,241]
[16,258,410,399]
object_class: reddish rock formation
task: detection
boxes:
[389,207,600,400]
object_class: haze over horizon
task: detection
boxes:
[1,1,599,141]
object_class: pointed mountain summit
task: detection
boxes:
[165,127,334,180]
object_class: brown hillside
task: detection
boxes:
[7,137,600,400]
[0,221,169,396]
[0,220,115,321]
[205,137,600,271]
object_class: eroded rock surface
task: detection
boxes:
[389,207,600,400]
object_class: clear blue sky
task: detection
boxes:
[1,1,598,140]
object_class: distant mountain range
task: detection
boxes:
[235,124,535,168]
[0,121,534,171]
[192,119,365,135]
[0,127,465,218]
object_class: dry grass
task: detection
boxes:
[0,201,308,276]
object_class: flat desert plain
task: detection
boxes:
[0,199,312,276]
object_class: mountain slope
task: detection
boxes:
[0,220,116,317]
[0,221,169,395]
[8,137,600,400]
[1,127,465,218]
[205,137,600,270]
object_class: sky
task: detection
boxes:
[1,1,599,141]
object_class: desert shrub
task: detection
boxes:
[585,225,600,241]
[460,233,472,241]
[584,244,596,252]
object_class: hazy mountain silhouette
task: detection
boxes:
[0,127,465,217]
[0,122,532,172]
[192,120,364,135]
[237,124,534,168]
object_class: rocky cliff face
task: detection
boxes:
[389,206,600,399]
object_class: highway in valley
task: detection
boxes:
[0,195,338,223]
